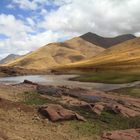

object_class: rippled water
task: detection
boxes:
[0,75,139,91]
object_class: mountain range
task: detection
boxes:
[60,35,140,71]
[3,33,105,69]
[1,32,138,71]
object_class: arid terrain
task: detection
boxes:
[1,0,140,139]
[1,32,136,71]
[57,35,140,71]
[0,32,140,140]
[0,80,140,140]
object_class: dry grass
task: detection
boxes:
[5,37,104,70]
[0,84,95,140]
[59,37,140,70]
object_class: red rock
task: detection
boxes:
[38,104,86,122]
[86,101,140,117]
[92,102,105,115]
[102,129,140,140]
[105,103,140,117]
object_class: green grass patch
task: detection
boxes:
[21,91,57,105]
[73,71,140,84]
[66,106,140,137]
[113,87,140,98]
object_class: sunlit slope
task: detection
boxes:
[6,37,105,69]
[64,37,105,58]
[62,37,140,70]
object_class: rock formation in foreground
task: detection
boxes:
[38,104,86,122]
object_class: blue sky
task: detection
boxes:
[0,0,140,59]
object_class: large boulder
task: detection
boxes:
[101,129,140,140]
[38,104,86,122]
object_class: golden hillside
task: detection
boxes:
[61,37,140,70]
[5,37,105,70]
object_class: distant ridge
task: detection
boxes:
[0,54,20,64]
[80,32,136,48]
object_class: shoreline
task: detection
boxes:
[1,74,140,91]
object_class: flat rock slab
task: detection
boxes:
[38,104,86,122]
[88,101,140,117]
[37,84,102,102]
[37,85,66,96]
[106,103,140,117]
[36,84,140,117]
[102,129,140,140]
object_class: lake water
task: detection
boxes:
[0,75,139,91]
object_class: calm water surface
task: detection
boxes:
[0,75,139,91]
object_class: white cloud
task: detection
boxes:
[0,14,32,37]
[0,11,77,58]
[40,0,140,36]
[40,9,48,16]
[10,0,39,10]
[1,0,140,58]
[0,29,78,58]
[26,17,36,27]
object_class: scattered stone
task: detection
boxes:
[38,104,86,122]
[24,83,140,118]
[101,129,140,140]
